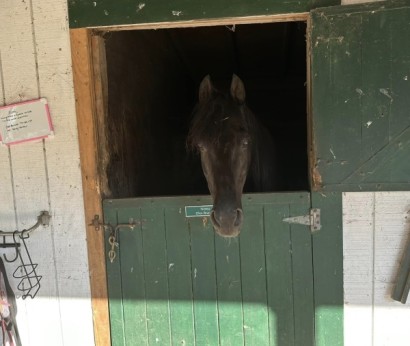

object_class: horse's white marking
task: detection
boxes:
[365,121,373,128]
[330,148,336,159]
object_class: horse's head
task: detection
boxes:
[188,74,255,237]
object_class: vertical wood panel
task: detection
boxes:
[105,207,125,346]
[312,192,344,346]
[343,192,374,346]
[142,207,171,345]
[190,218,219,345]
[71,28,110,346]
[343,192,410,346]
[165,208,195,346]
[0,1,62,345]
[240,206,269,345]
[214,236,244,346]
[290,203,315,345]
[32,1,95,344]
[117,207,148,346]
[373,192,410,346]
[264,205,294,345]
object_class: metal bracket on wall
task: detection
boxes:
[90,215,141,263]
[282,208,321,233]
[0,211,51,299]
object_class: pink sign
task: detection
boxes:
[0,98,53,145]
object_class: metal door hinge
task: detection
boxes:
[282,208,321,233]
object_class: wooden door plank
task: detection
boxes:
[104,207,126,346]
[240,206,269,345]
[290,203,315,346]
[214,235,244,346]
[117,207,148,345]
[311,192,344,346]
[165,207,195,346]
[264,205,294,346]
[189,217,220,345]
[141,207,172,345]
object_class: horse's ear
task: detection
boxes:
[199,75,214,103]
[230,74,246,104]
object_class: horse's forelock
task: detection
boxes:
[187,96,256,152]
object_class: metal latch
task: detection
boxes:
[282,208,321,233]
[90,215,140,263]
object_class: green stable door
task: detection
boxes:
[104,193,314,345]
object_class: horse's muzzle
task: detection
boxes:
[211,208,243,238]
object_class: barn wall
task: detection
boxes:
[0,1,94,346]
[343,192,410,346]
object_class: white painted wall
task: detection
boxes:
[0,1,94,346]
[344,192,410,346]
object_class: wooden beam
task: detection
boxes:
[70,28,110,346]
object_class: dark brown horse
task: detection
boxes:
[188,74,277,237]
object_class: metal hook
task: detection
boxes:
[3,232,20,263]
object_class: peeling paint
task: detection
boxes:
[136,3,145,12]
[104,9,109,15]
[330,148,336,159]
[365,121,373,128]
[356,88,364,96]
[404,76,408,81]
[172,10,182,16]
[379,88,393,101]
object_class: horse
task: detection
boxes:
[187,74,277,238]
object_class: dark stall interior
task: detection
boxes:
[102,21,308,198]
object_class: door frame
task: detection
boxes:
[70,12,311,346]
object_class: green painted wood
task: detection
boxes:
[311,0,410,191]
[311,192,343,346]
[140,207,171,345]
[290,203,315,346]
[164,207,196,346]
[239,205,269,345]
[264,205,294,345]
[117,207,148,345]
[189,217,220,345]
[214,236,244,346]
[104,192,315,346]
[68,0,340,29]
[104,207,126,346]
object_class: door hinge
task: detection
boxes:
[282,208,321,233]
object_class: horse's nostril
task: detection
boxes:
[210,210,220,227]
[234,209,243,227]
